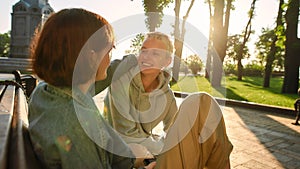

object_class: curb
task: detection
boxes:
[173,91,295,117]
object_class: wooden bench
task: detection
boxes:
[0,73,41,169]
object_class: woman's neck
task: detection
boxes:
[141,73,160,92]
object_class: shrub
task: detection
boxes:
[223,63,237,75]
[184,54,203,75]
[243,62,264,76]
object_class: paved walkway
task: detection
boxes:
[2,73,299,168]
[94,91,300,169]
[223,105,300,169]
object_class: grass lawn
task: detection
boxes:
[171,75,299,109]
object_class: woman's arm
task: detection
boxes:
[106,91,164,155]
[94,55,138,95]
[94,59,122,94]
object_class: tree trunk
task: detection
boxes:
[211,0,232,87]
[236,0,257,81]
[282,0,300,94]
[237,59,243,80]
[211,0,225,87]
[171,0,181,85]
[263,0,284,87]
[205,46,212,79]
[205,0,213,79]
[148,13,158,32]
[172,0,195,84]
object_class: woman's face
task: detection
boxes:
[137,38,171,76]
[95,48,112,81]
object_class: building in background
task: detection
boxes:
[10,0,53,58]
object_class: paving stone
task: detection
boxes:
[92,92,300,169]
[239,159,272,169]
[223,106,300,169]
[285,160,300,169]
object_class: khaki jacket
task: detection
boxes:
[104,55,178,155]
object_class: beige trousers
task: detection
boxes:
[156,93,233,169]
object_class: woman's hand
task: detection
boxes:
[138,161,156,169]
[144,161,156,169]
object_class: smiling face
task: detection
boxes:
[137,37,171,76]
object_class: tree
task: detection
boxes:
[143,0,172,31]
[210,0,233,87]
[171,0,195,84]
[282,0,300,93]
[184,54,203,75]
[263,0,284,87]
[128,33,145,55]
[139,0,195,85]
[179,61,189,75]
[226,34,250,65]
[235,0,257,81]
[204,0,213,79]
[255,28,285,74]
[0,32,10,57]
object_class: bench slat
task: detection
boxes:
[0,85,15,169]
[0,86,5,97]
[0,73,41,169]
[9,88,27,169]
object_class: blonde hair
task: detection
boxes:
[145,32,174,56]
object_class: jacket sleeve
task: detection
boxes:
[94,55,138,95]
[94,59,121,94]
[106,89,164,155]
[107,90,149,138]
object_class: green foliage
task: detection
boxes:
[224,60,283,77]
[243,61,264,76]
[184,54,203,75]
[143,0,173,30]
[129,33,145,55]
[223,61,264,77]
[171,75,297,108]
[0,32,10,57]
[226,34,250,61]
[223,62,237,75]
[255,27,285,71]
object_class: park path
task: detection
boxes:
[94,91,300,168]
[0,74,300,169]
[2,72,298,168]
[223,105,300,169]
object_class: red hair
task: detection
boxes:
[30,8,114,86]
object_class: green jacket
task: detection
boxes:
[28,82,135,169]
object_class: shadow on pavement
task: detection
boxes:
[226,105,300,168]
